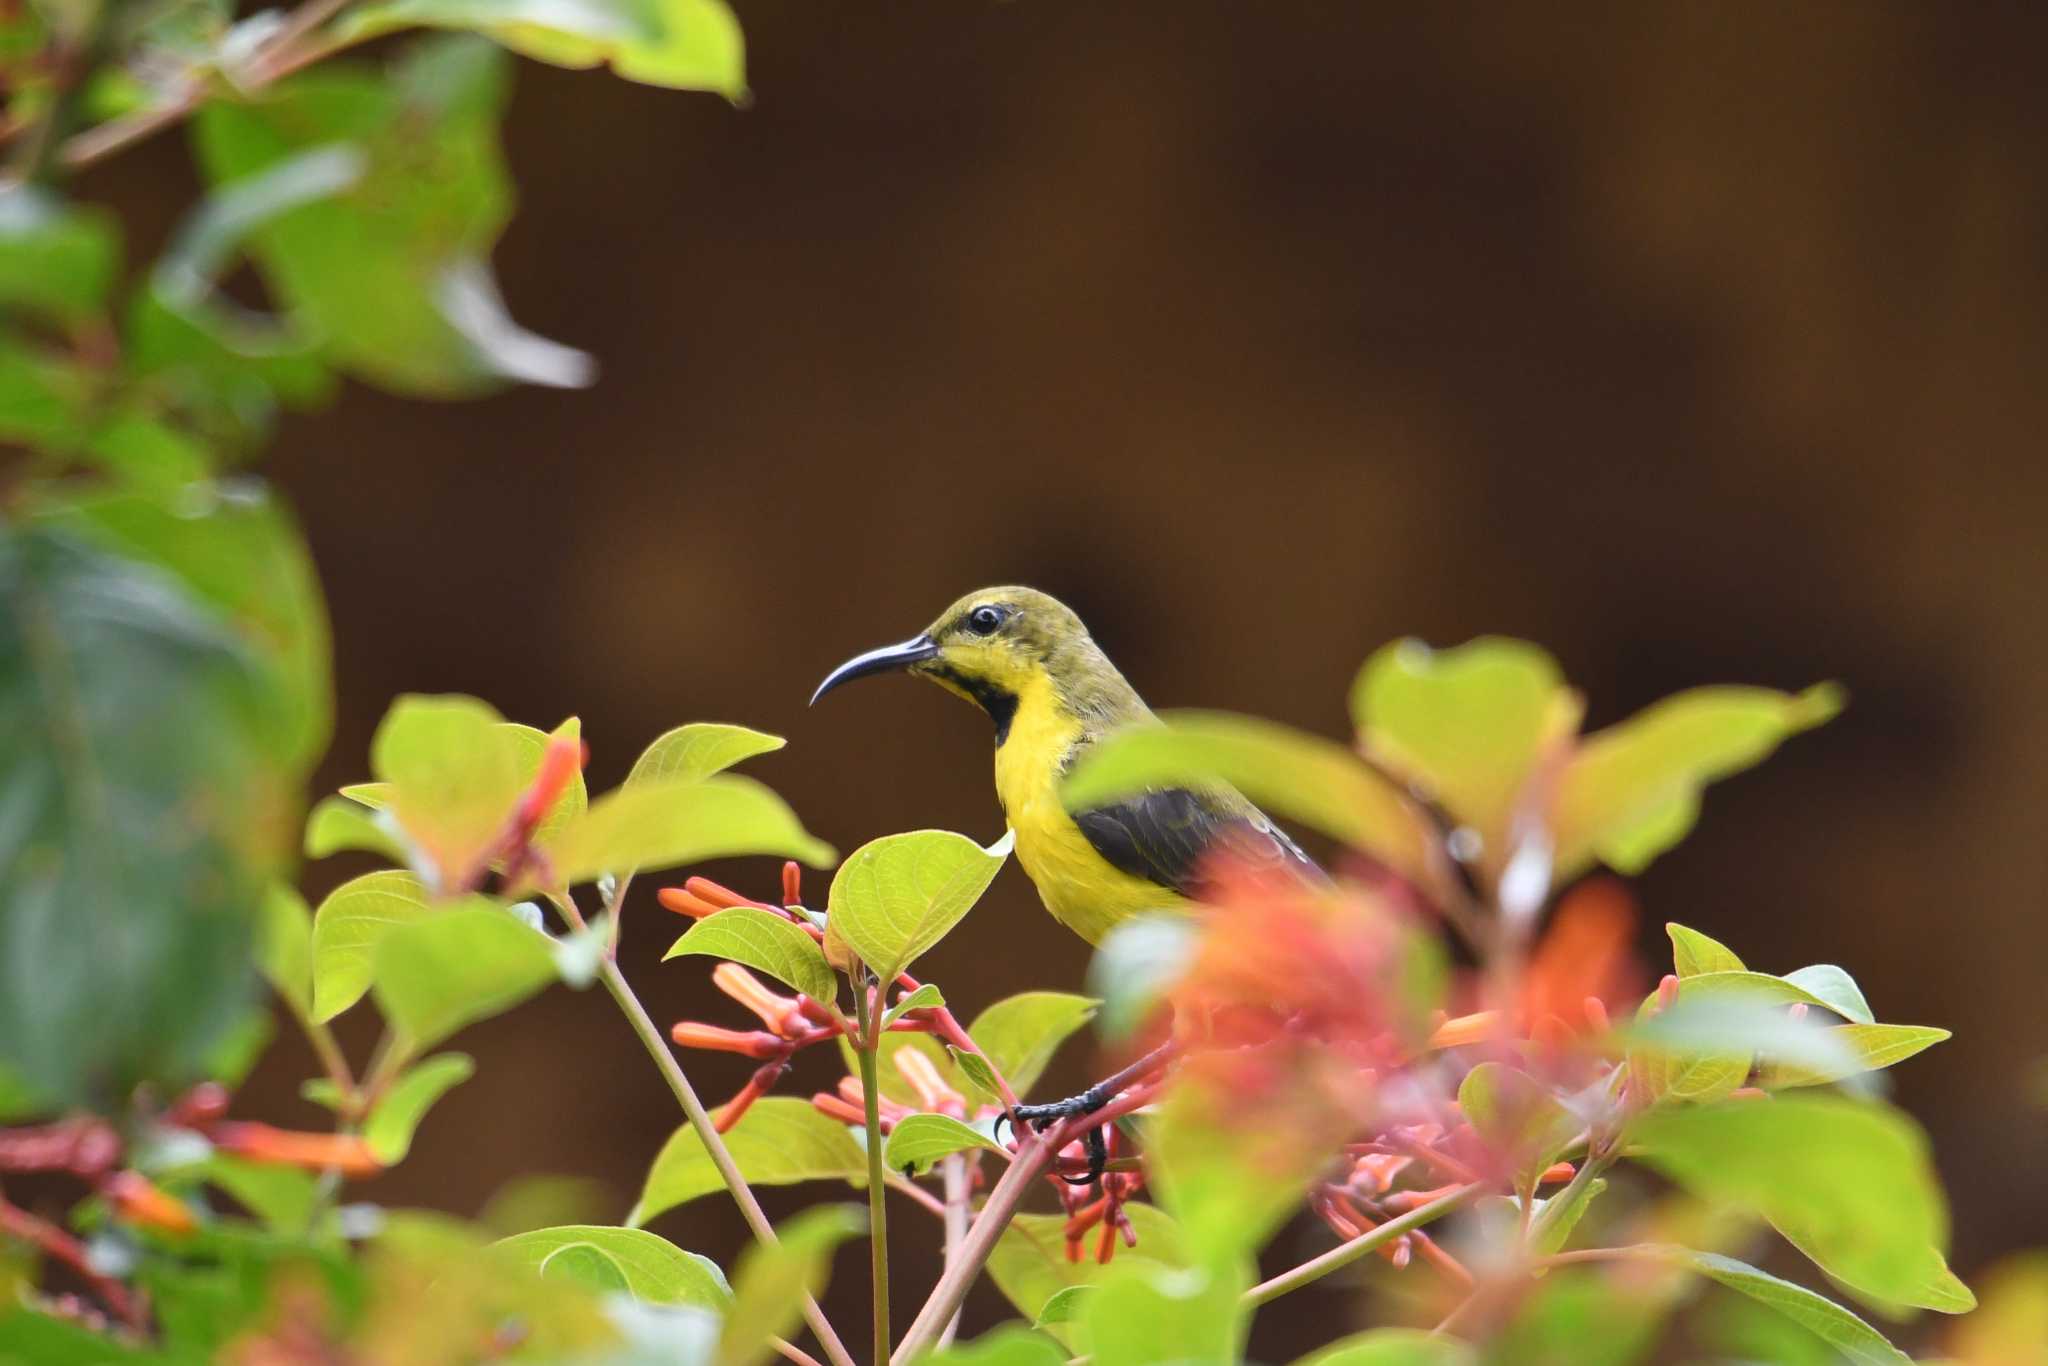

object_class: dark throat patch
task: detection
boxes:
[931,666,1019,745]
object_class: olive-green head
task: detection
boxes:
[810,586,1137,729]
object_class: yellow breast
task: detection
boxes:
[992,675,1191,945]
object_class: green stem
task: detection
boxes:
[858,988,891,1364]
[1527,1151,1610,1250]
[1241,1182,1483,1307]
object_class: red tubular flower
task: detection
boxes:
[810,1091,866,1126]
[517,733,585,829]
[210,1123,382,1177]
[782,861,804,907]
[658,887,724,919]
[669,1022,787,1059]
[713,963,808,1037]
[893,1047,966,1117]
[103,1170,197,1237]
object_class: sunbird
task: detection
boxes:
[811,586,1320,945]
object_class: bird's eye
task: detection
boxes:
[966,605,1006,636]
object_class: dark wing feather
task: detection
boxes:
[1070,787,1324,899]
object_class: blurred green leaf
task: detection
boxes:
[505,716,588,848]
[138,1221,364,1361]
[1530,1177,1607,1257]
[1087,914,1197,1040]
[880,982,944,1029]
[548,774,832,886]
[632,1097,865,1225]
[1080,1256,1248,1366]
[368,694,524,888]
[493,1224,732,1308]
[366,1051,476,1162]
[304,793,406,861]
[1781,964,1875,1025]
[258,883,315,1018]
[0,339,93,448]
[825,828,1009,983]
[716,1205,864,1366]
[1143,1086,1324,1269]
[0,526,285,1106]
[1554,683,1842,876]
[627,722,785,786]
[1458,1061,1576,1182]
[963,991,1098,1105]
[948,1046,1002,1100]
[1295,1329,1476,1365]
[883,1113,1001,1176]
[1948,1252,2048,1364]
[913,1325,1067,1366]
[1352,638,1571,866]
[1666,1247,1911,1365]
[986,1205,1186,1351]
[1482,1267,1665,1366]
[311,870,435,1021]
[479,1174,614,1235]
[195,1153,321,1232]
[664,907,836,1004]
[1755,1022,1951,1089]
[1033,1285,1094,1326]
[0,1061,49,1123]
[1062,711,1431,888]
[371,904,558,1051]
[338,0,744,97]
[0,1306,165,1361]
[0,185,119,323]
[1666,921,1745,977]
[193,36,584,396]
[1630,1096,1974,1313]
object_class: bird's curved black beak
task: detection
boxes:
[810,634,941,705]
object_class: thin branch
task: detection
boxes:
[937,1153,970,1349]
[770,1336,826,1366]
[884,1173,948,1220]
[0,1190,144,1331]
[856,992,892,1365]
[591,941,857,1366]
[1241,1182,1483,1308]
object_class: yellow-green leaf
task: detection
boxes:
[964,992,1098,1105]
[311,870,436,1022]
[826,829,1009,984]
[628,723,785,786]
[304,794,406,862]
[493,1224,731,1308]
[1756,1024,1951,1089]
[1554,684,1843,876]
[884,1114,1001,1176]
[371,905,557,1052]
[546,774,832,887]
[716,1206,863,1366]
[665,907,836,1004]
[1667,922,1746,977]
[1664,1247,1912,1365]
[366,1052,475,1163]
[259,884,315,1018]
[632,1098,865,1225]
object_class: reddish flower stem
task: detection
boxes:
[0,1190,144,1330]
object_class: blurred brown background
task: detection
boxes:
[158,0,2048,1353]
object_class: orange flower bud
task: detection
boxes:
[809,1092,865,1126]
[1656,974,1681,1012]
[517,734,584,827]
[893,1047,965,1116]
[669,1022,786,1059]
[1426,1010,1501,1051]
[782,862,804,907]
[1538,1161,1576,1185]
[104,1171,197,1237]
[1581,995,1611,1034]
[713,963,803,1035]
[211,1123,382,1177]
[658,887,724,919]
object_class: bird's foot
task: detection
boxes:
[997,1085,1115,1186]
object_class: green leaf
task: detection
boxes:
[193,36,585,396]
[258,884,315,1018]
[825,829,1009,983]
[0,525,285,1106]
[367,694,524,887]
[1554,683,1843,876]
[1666,921,1745,977]
[632,1097,866,1225]
[493,1224,732,1308]
[1486,1268,1664,1366]
[0,185,119,323]
[35,479,333,772]
[986,1205,1187,1350]
[1457,1061,1575,1181]
[371,905,558,1051]
[664,907,836,1004]
[717,1206,865,1366]
[304,794,406,862]
[547,774,833,887]
[1034,1285,1094,1326]
[338,0,745,98]
[195,1153,322,1233]
[1352,638,1571,864]
[914,1326,1068,1366]
[1079,1257,1248,1366]
[948,1047,1002,1101]
[881,982,944,1029]
[503,716,588,849]
[365,1052,476,1163]
[1087,914,1198,1040]
[884,1114,1002,1176]
[1755,1023,1951,1089]
[965,992,1099,1104]
[1062,711,1430,886]
[1781,964,1874,1025]
[628,723,786,786]
[1293,1329,1476,1366]
[1530,1177,1607,1257]
[1664,1247,1912,1365]
[310,870,435,1021]
[1630,1096,1974,1313]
